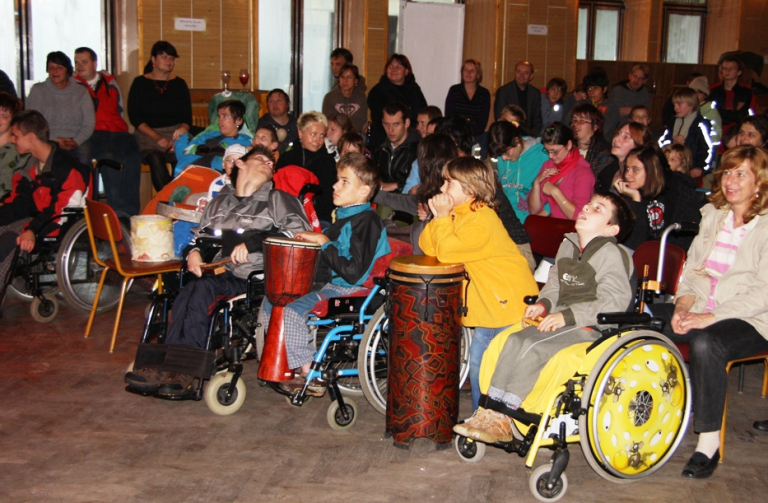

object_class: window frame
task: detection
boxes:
[661,2,707,64]
[578,0,624,62]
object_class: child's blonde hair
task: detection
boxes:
[441,156,497,211]
[663,143,692,175]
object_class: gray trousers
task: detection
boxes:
[488,324,599,409]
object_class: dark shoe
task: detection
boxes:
[681,450,720,479]
[155,372,195,397]
[753,419,768,433]
[278,375,326,397]
[125,367,162,391]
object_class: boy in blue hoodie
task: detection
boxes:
[260,152,390,395]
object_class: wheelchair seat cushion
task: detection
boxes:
[309,289,370,318]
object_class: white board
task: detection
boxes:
[398,1,465,114]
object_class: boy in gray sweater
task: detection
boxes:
[455,191,635,443]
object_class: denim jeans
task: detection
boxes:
[470,325,511,412]
[79,131,142,218]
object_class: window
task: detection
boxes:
[4,0,108,98]
[662,1,706,64]
[577,1,623,61]
[258,0,338,114]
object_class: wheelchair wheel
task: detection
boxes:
[454,434,486,463]
[359,305,472,415]
[204,371,246,415]
[529,464,568,502]
[7,252,59,301]
[30,293,59,323]
[578,330,691,483]
[327,398,358,430]
[56,219,131,313]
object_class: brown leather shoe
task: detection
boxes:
[155,372,195,397]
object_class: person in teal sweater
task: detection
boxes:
[488,120,548,223]
[172,99,252,176]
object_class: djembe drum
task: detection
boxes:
[386,255,465,448]
[258,237,321,382]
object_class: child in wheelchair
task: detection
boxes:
[454,191,635,443]
[259,152,390,396]
[124,144,310,396]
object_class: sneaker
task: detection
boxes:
[278,375,327,397]
[465,409,515,443]
[453,408,493,437]
[125,367,162,391]
[155,372,195,397]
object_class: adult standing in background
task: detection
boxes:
[322,64,368,134]
[709,57,756,135]
[26,51,94,160]
[329,48,366,92]
[367,54,427,151]
[603,64,651,139]
[444,59,491,139]
[73,47,142,218]
[127,41,192,191]
[493,61,542,135]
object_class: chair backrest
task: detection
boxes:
[362,238,413,287]
[85,199,123,243]
[523,215,576,258]
[632,240,686,295]
[273,165,322,233]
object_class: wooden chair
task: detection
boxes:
[720,352,768,461]
[83,200,181,352]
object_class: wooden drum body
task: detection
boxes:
[258,237,321,382]
[386,255,465,448]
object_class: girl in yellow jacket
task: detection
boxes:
[420,156,539,411]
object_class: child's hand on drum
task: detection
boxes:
[538,312,565,332]
[230,243,249,264]
[295,231,329,246]
[428,193,454,218]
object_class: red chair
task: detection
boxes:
[523,215,575,259]
[632,240,686,313]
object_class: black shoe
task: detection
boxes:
[753,419,768,433]
[681,450,720,479]
[156,372,195,397]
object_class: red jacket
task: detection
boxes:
[2,144,90,236]
[74,72,129,133]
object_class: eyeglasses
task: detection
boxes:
[571,118,593,126]
[542,147,564,157]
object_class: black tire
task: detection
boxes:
[56,219,132,313]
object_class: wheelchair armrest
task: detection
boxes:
[523,295,538,305]
[596,312,652,325]
[373,276,387,289]
[246,270,265,307]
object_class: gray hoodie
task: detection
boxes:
[26,77,95,147]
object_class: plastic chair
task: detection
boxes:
[83,200,182,352]
[523,215,575,259]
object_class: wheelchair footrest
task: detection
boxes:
[479,394,542,427]
[134,343,216,380]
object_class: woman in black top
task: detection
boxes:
[127,41,192,190]
[444,59,491,138]
[367,54,427,151]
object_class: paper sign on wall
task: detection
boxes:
[175,17,206,32]
[528,24,548,36]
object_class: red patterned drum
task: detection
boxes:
[386,255,465,448]
[258,237,321,382]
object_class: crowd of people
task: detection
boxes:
[4,42,768,483]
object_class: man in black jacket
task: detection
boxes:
[493,61,542,135]
[372,102,420,193]
[709,57,755,135]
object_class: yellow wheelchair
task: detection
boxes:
[453,313,691,502]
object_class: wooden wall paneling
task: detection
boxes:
[221,0,253,91]
[503,4,529,85]
[543,4,570,89]
[139,0,161,69]
[191,0,221,89]
[252,0,259,90]
[703,0,741,65]
[161,0,193,84]
[621,0,652,62]
[365,0,388,87]
[463,0,497,76]
[526,2,548,88]
[342,0,366,78]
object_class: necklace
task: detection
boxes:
[153,74,170,95]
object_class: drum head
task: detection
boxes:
[264,236,321,248]
[389,255,464,276]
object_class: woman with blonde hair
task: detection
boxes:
[650,146,768,479]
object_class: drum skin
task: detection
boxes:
[386,256,465,448]
[259,238,321,382]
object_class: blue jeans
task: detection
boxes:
[470,325,511,412]
[79,131,142,218]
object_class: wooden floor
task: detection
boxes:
[2,288,768,502]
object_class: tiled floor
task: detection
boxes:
[2,289,768,502]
